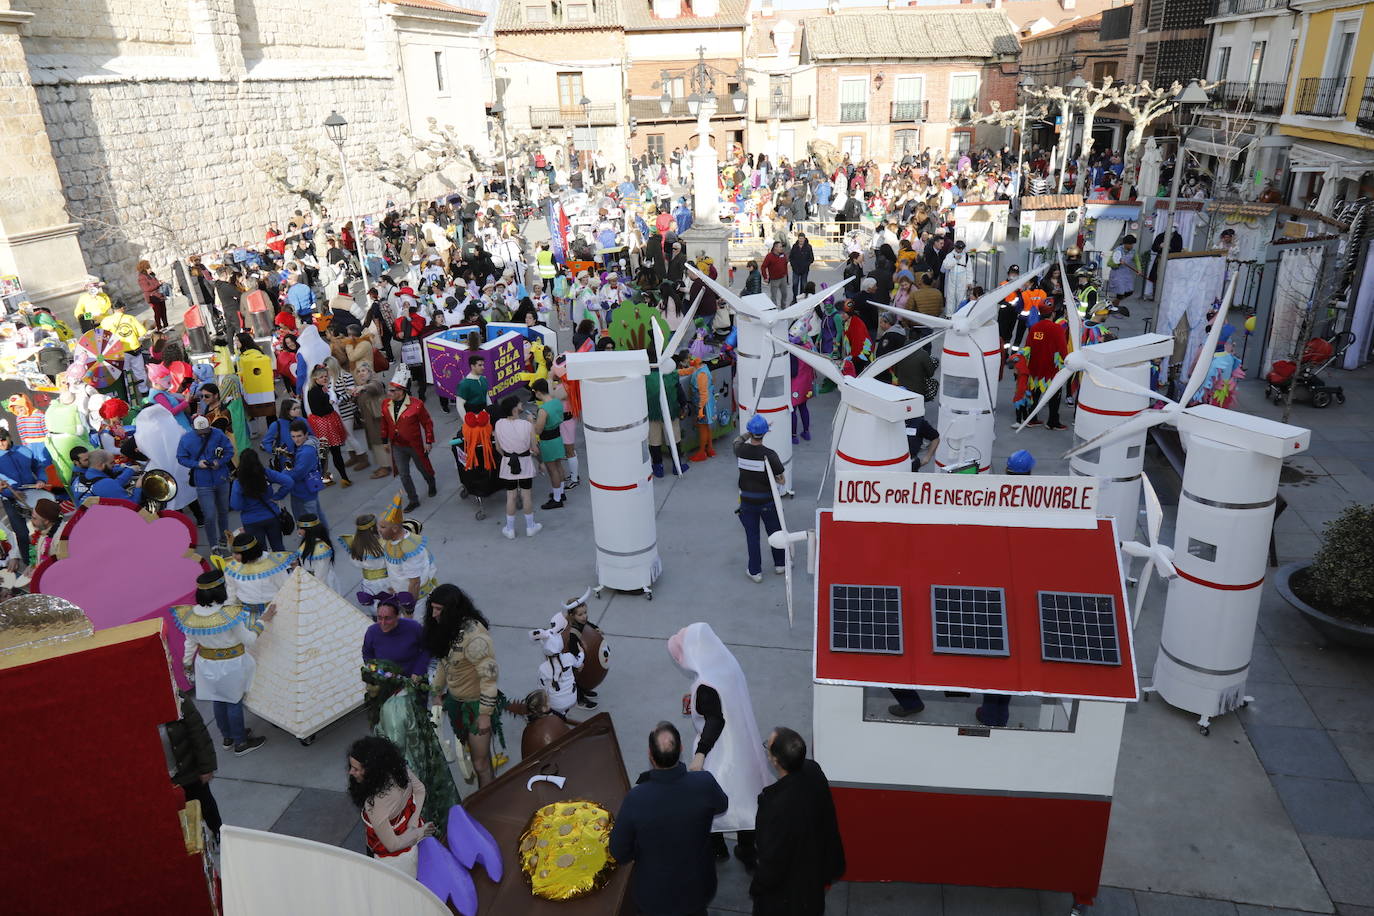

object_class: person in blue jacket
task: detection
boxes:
[177,416,234,551]
[75,448,141,503]
[261,398,301,471]
[229,448,293,552]
[285,419,328,527]
[0,428,50,549]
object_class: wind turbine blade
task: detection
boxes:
[772,334,845,387]
[766,471,795,628]
[1016,365,1074,430]
[863,331,944,380]
[657,374,683,473]
[817,401,849,502]
[749,348,778,416]
[875,301,950,330]
[1132,561,1153,630]
[1120,540,1152,559]
[787,276,856,318]
[783,546,795,629]
[1080,362,1174,405]
[1064,410,1163,459]
[1142,473,1164,546]
[661,289,705,359]
[684,262,738,305]
[1181,273,1238,405]
[1059,254,1083,352]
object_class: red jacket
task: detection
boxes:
[381,395,434,450]
[761,251,788,282]
[1027,318,1068,379]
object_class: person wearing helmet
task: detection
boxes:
[734,414,786,583]
[1006,449,1035,475]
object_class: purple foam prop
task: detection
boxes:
[446,804,504,883]
[416,836,478,916]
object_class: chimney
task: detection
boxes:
[653,0,679,19]
[773,19,795,58]
[694,0,719,16]
[760,0,774,16]
[1062,0,1076,7]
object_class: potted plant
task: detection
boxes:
[1277,503,1374,649]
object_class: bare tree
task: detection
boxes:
[257,140,343,216]
[1068,79,1121,195]
[1114,81,1186,196]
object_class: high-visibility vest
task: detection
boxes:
[536,249,556,280]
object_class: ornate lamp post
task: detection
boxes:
[322,110,368,290]
[655,46,750,226]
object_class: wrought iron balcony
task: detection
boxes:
[1359,78,1374,132]
[752,96,811,121]
[890,99,929,122]
[839,102,866,123]
[627,95,741,122]
[528,104,618,129]
[1211,0,1286,17]
[1295,77,1350,118]
[949,98,979,122]
[1210,81,1287,116]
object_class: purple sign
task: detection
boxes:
[426,329,528,401]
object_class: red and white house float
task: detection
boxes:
[812,471,1137,909]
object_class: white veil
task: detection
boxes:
[134,403,195,510]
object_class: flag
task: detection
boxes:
[545,199,570,265]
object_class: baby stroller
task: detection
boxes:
[1264,332,1352,408]
[451,410,500,520]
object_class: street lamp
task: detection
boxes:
[322,110,368,295]
[579,95,593,179]
[1152,80,1211,349]
[490,100,512,198]
[654,46,751,225]
[772,85,785,117]
[730,87,747,114]
[686,92,702,117]
[659,90,672,115]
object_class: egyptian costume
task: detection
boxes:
[222,544,293,619]
[296,534,341,594]
[174,599,266,705]
[340,532,390,605]
[379,497,437,607]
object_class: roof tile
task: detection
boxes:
[801,9,1020,60]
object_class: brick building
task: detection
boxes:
[624,0,749,162]
[798,9,1020,163]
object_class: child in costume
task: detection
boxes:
[789,332,815,444]
[220,530,294,621]
[295,513,340,594]
[561,588,603,710]
[1007,347,1033,425]
[528,612,584,718]
[340,513,391,612]
[146,362,194,432]
[175,568,275,755]
[377,492,438,610]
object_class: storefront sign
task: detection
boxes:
[834,472,1098,528]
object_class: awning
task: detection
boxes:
[1289,139,1374,178]
[1184,133,1252,162]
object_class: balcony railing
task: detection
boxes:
[1295,76,1350,117]
[1211,0,1285,17]
[627,95,742,122]
[950,98,979,122]
[1210,81,1287,116]
[1359,77,1374,132]
[752,96,811,121]
[890,99,929,122]
[529,104,618,129]
[839,102,866,123]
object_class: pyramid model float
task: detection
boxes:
[246,567,372,740]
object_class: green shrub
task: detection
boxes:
[1302,503,1374,624]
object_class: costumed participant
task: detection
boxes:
[133,403,198,519]
[346,735,436,877]
[1190,324,1243,408]
[668,622,774,868]
[94,398,136,460]
[492,396,541,539]
[788,331,815,445]
[361,597,430,725]
[528,613,584,718]
[380,366,436,512]
[294,513,340,594]
[146,362,194,432]
[377,493,438,611]
[1024,300,1068,430]
[1007,347,1032,425]
[425,583,513,787]
[6,393,49,448]
[175,568,274,756]
[1106,234,1140,306]
[561,588,602,710]
[645,349,686,480]
[197,381,248,457]
[42,388,87,488]
[0,428,48,553]
[940,240,972,315]
[734,415,786,583]
[29,497,68,566]
[550,354,581,489]
[221,531,293,621]
[681,356,716,463]
[341,513,392,610]
[529,378,568,509]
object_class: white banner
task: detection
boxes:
[834,472,1098,528]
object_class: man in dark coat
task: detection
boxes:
[750,727,845,916]
[610,721,729,916]
[166,691,222,838]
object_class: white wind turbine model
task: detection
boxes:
[1118,474,1176,628]
[649,289,705,474]
[764,334,936,619]
[1063,275,1311,735]
[1014,255,1173,540]
[686,265,855,495]
[876,262,1049,472]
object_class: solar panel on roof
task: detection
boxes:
[931,586,1009,657]
[830,584,903,654]
[1039,592,1121,666]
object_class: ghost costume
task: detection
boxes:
[941,250,973,316]
[669,622,774,835]
[134,403,197,511]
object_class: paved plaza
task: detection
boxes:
[196,251,1374,914]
